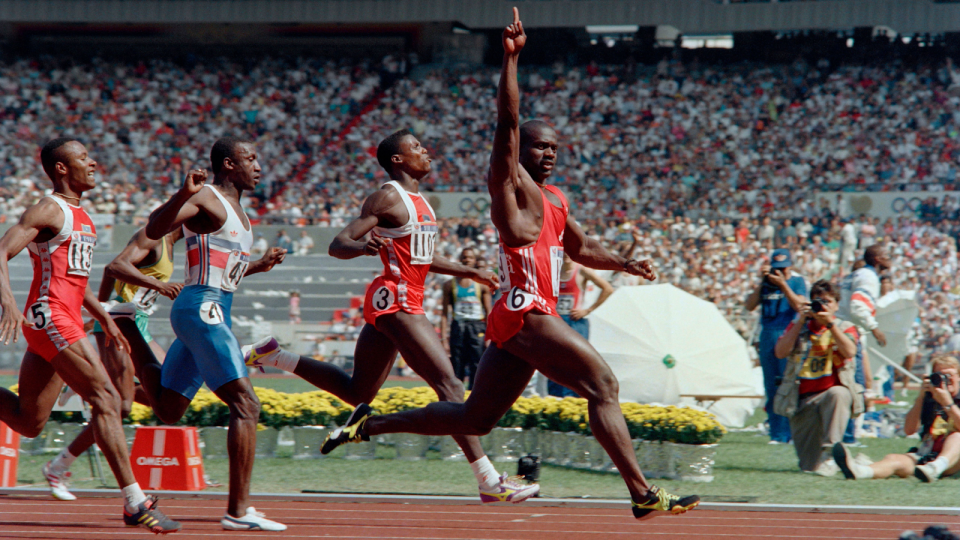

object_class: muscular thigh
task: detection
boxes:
[504,312,616,399]
[15,351,63,422]
[349,323,399,395]
[462,345,536,428]
[50,338,115,403]
[95,332,135,401]
[378,312,457,387]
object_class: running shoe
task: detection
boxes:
[479,474,540,503]
[914,462,942,483]
[242,336,280,373]
[631,485,700,521]
[124,496,181,534]
[320,403,373,455]
[41,461,76,501]
[221,507,287,531]
[832,442,871,480]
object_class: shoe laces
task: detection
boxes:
[248,507,267,518]
[500,474,531,489]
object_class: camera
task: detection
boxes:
[810,299,825,313]
[763,268,782,285]
[930,372,944,389]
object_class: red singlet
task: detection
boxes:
[556,265,582,316]
[22,196,97,361]
[363,181,438,328]
[486,184,569,346]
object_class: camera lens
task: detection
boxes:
[930,372,944,388]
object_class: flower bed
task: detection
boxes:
[11,384,725,445]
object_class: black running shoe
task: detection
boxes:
[321,403,372,455]
[631,485,700,521]
[124,496,181,534]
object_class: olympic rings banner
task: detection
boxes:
[835,191,960,219]
[423,192,492,218]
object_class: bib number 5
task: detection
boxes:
[29,302,51,330]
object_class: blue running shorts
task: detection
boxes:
[161,285,246,398]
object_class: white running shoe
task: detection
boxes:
[914,462,943,483]
[242,336,280,373]
[42,461,77,501]
[479,474,540,504]
[221,507,287,531]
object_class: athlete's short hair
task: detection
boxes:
[40,137,80,180]
[519,120,554,147]
[210,137,252,174]
[377,129,413,173]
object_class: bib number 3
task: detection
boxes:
[199,301,225,325]
[372,286,394,312]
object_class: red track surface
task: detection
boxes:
[0,496,957,539]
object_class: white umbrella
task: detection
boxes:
[589,284,760,428]
[872,290,920,384]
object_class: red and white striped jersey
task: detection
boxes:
[184,185,253,292]
[371,181,437,310]
[24,196,97,343]
[497,185,569,315]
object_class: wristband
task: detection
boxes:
[825,322,834,330]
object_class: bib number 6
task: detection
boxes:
[505,287,534,312]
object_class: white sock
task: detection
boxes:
[929,456,950,475]
[122,483,147,513]
[50,448,77,473]
[259,349,300,372]
[470,456,500,491]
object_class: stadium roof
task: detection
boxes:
[2,0,960,34]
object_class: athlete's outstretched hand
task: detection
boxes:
[624,259,657,281]
[503,7,526,55]
[103,318,130,353]
[181,168,207,196]
[159,282,185,300]
[473,269,500,290]
[258,247,286,272]
[0,301,24,345]
[364,236,389,256]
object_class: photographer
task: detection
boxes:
[834,355,960,483]
[745,248,808,444]
[774,280,862,473]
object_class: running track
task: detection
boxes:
[0,496,957,539]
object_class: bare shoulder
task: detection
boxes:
[364,186,404,216]
[20,197,65,230]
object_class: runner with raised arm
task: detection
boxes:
[320,8,699,521]
[244,129,539,503]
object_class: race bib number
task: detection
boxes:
[371,286,394,312]
[132,287,162,312]
[199,301,225,325]
[549,246,564,298]
[221,251,250,292]
[27,302,51,330]
[505,287,535,312]
[556,295,575,316]
[66,232,96,277]
[497,245,511,293]
[409,224,436,265]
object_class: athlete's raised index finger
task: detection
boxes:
[512,6,520,25]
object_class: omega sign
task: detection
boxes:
[137,456,201,467]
